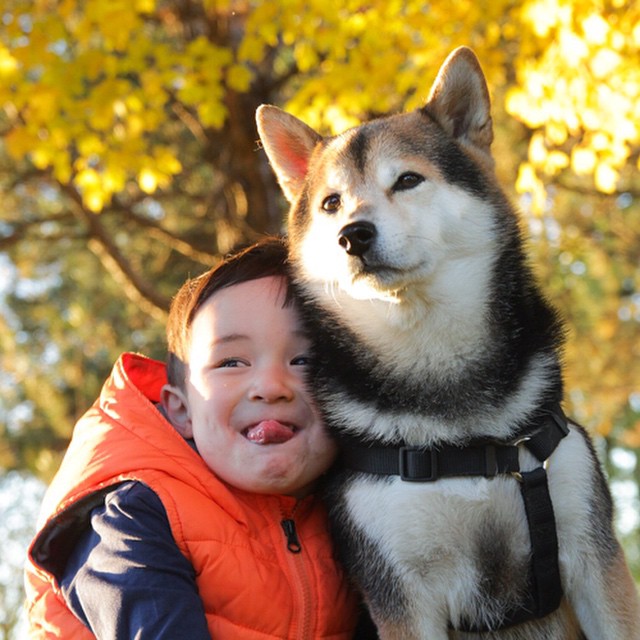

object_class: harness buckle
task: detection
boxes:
[399,447,438,482]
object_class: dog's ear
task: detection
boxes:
[256,105,322,203]
[424,47,494,161]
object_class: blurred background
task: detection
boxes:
[1,0,639,636]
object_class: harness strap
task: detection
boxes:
[520,466,563,618]
[337,404,570,632]
[339,404,569,481]
[341,440,521,481]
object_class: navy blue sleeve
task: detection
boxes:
[59,481,211,640]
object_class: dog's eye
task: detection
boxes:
[393,172,424,192]
[322,194,341,213]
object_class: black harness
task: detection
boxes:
[338,404,570,632]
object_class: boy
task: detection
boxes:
[25,237,363,639]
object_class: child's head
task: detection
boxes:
[161,236,337,499]
[165,237,294,391]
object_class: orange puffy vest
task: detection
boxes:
[25,353,359,639]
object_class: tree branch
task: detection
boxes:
[0,212,77,249]
[109,197,221,265]
[554,177,640,199]
[61,184,171,318]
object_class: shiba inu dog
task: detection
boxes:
[256,47,640,639]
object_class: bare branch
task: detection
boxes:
[108,198,221,265]
[0,212,77,249]
[61,184,171,317]
[553,177,640,199]
[171,100,210,146]
[86,238,168,321]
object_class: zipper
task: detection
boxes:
[278,506,313,639]
[281,518,302,553]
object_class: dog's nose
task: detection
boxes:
[338,222,376,257]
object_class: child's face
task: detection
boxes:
[163,276,336,499]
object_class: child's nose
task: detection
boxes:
[249,365,295,402]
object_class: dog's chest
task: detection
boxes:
[342,474,531,577]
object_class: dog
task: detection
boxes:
[256,47,640,639]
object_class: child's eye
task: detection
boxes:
[216,358,248,368]
[291,354,313,366]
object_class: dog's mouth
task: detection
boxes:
[350,253,395,274]
[348,267,407,299]
[347,257,429,297]
[351,259,408,284]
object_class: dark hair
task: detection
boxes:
[166,236,294,389]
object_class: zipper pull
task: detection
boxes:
[281,518,302,553]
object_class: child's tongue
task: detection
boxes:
[245,420,295,444]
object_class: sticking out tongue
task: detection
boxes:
[245,420,295,445]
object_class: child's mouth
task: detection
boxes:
[244,420,297,444]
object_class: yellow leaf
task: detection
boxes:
[506,86,545,128]
[84,188,107,212]
[257,21,279,48]
[571,147,597,175]
[138,168,158,194]
[27,89,59,123]
[5,129,38,159]
[126,114,145,137]
[53,152,72,184]
[591,132,610,151]
[546,121,567,146]
[103,165,127,193]
[545,150,569,175]
[0,45,18,77]
[96,6,139,52]
[154,148,182,175]
[515,163,538,193]
[515,163,547,215]
[227,64,252,92]
[590,48,621,79]
[594,162,618,194]
[31,147,53,170]
[323,106,360,134]
[76,168,101,189]
[582,14,609,46]
[197,103,227,129]
[78,134,105,157]
[238,36,265,63]
[294,42,320,73]
[529,132,548,165]
[559,30,588,64]
[135,0,155,12]
[633,21,640,47]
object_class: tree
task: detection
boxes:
[0,1,638,494]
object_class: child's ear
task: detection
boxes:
[160,384,193,439]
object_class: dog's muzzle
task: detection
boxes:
[338,221,376,258]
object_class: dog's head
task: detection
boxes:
[257,47,501,303]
